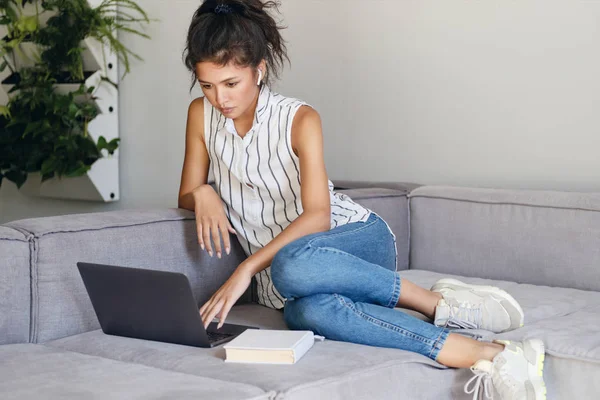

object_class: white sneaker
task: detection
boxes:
[431,278,524,333]
[465,338,547,400]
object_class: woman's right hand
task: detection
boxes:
[192,184,236,258]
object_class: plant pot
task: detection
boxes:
[19,155,120,202]
[1,69,102,103]
[9,41,42,70]
[8,38,102,72]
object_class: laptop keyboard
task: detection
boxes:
[207,331,234,342]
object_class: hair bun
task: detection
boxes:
[211,1,245,15]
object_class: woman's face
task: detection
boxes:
[195,60,263,120]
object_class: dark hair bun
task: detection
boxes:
[183,0,289,90]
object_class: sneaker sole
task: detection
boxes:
[430,278,525,331]
[525,338,547,400]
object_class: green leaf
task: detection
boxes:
[22,15,38,33]
[65,161,90,178]
[40,156,59,177]
[0,105,10,118]
[97,136,107,149]
[106,138,120,154]
[22,121,39,138]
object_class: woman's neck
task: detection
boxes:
[233,87,261,138]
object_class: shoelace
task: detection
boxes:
[464,369,493,400]
[446,300,482,329]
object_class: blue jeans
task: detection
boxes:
[271,213,450,361]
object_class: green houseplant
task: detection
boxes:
[0,0,150,189]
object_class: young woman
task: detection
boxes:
[178,1,547,399]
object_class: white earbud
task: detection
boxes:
[257,69,263,85]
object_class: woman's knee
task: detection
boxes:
[271,239,310,296]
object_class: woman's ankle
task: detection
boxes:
[480,341,505,362]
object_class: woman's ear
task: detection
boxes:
[257,69,263,85]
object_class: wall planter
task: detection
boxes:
[0,0,149,202]
[2,70,102,103]
[8,37,102,72]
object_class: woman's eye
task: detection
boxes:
[227,82,238,88]
[201,85,211,90]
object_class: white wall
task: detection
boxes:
[2,0,600,223]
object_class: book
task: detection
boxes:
[223,329,323,364]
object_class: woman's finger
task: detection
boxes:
[220,222,231,256]
[195,215,204,250]
[201,291,223,325]
[217,299,234,329]
[203,299,224,329]
[201,300,215,327]
[211,219,222,258]
[202,218,213,256]
[228,222,237,235]
[199,298,211,317]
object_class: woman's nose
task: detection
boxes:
[215,89,227,106]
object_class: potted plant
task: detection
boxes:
[0,0,150,192]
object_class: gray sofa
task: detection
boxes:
[1,183,599,399]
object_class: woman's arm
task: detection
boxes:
[200,105,333,328]
[178,97,210,211]
[238,105,331,276]
[178,97,236,254]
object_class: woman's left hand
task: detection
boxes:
[199,265,253,329]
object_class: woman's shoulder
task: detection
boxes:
[186,97,206,142]
[270,89,312,112]
[188,96,205,116]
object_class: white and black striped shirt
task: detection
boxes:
[204,85,371,309]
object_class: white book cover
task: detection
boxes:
[223,330,316,364]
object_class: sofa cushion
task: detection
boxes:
[402,270,600,360]
[46,287,600,400]
[5,209,249,343]
[45,316,470,400]
[338,187,410,271]
[409,185,600,291]
[401,269,600,399]
[0,226,30,344]
[0,344,271,400]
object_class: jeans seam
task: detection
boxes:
[386,272,401,308]
[333,294,436,346]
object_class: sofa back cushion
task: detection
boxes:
[0,227,31,344]
[409,186,600,291]
[5,209,248,343]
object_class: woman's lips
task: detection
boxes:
[221,107,234,114]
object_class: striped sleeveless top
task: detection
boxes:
[204,85,372,309]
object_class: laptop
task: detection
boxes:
[76,262,258,348]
